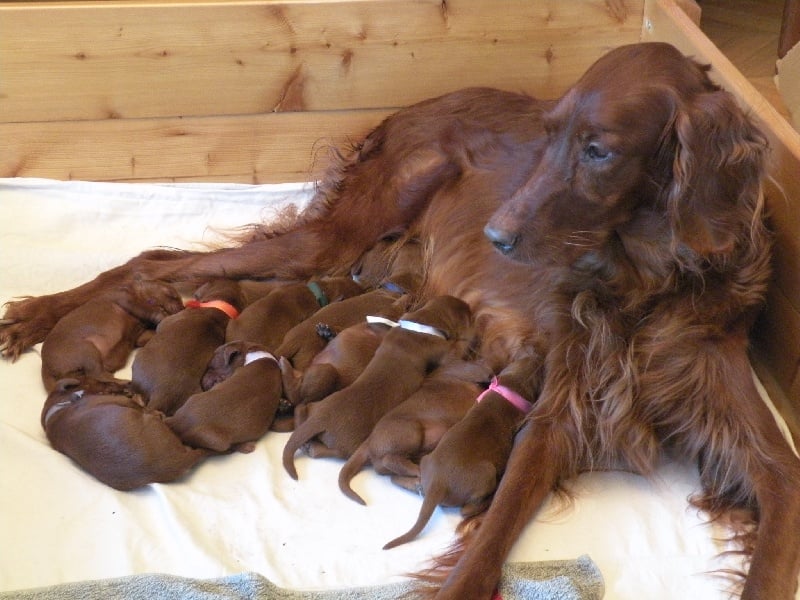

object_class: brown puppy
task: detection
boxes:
[383,355,538,550]
[166,343,282,453]
[225,276,365,349]
[280,319,394,407]
[131,283,244,415]
[338,357,492,506]
[192,277,288,310]
[200,340,252,391]
[275,239,422,370]
[40,279,183,393]
[8,46,797,600]
[42,378,207,491]
[282,295,475,479]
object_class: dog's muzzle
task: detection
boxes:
[483,224,518,255]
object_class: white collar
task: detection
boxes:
[244,350,278,366]
[365,315,447,339]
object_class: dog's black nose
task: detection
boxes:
[484,224,518,255]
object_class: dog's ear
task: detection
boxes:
[223,345,243,368]
[665,89,767,259]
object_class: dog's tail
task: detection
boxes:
[338,440,371,505]
[281,418,325,480]
[404,512,484,598]
[383,478,446,550]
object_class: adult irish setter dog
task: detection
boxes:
[2,42,799,599]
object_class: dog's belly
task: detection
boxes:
[418,182,547,366]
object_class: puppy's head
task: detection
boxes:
[201,340,265,390]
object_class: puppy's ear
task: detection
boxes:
[665,89,767,258]
[223,345,243,368]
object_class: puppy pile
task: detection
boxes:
[37,236,531,549]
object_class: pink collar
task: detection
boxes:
[476,377,533,413]
[184,299,239,319]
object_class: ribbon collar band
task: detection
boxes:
[380,281,407,295]
[43,389,85,427]
[184,299,239,319]
[476,377,533,413]
[365,315,447,339]
[306,281,329,307]
[244,350,278,366]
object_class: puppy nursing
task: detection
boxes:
[282,294,476,479]
[40,279,183,392]
[42,378,207,490]
[337,356,493,507]
[166,342,283,453]
[131,281,244,416]
[5,43,799,600]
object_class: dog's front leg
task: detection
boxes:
[434,415,569,600]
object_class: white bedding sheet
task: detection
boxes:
[0,177,794,599]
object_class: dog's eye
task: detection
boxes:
[583,143,612,162]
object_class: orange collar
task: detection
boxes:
[184,299,239,319]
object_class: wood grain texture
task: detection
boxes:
[0,0,643,122]
[0,109,392,182]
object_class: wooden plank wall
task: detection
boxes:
[0,0,644,182]
[1,0,797,423]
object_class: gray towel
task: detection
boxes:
[0,556,603,599]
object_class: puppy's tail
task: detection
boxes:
[337,441,371,505]
[405,511,485,598]
[282,419,324,480]
[383,478,445,550]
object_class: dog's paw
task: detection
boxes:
[315,322,337,340]
[1,297,58,360]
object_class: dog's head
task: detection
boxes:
[484,42,768,277]
[200,341,258,390]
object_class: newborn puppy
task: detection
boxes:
[275,290,412,371]
[200,340,251,391]
[382,354,539,549]
[42,378,207,491]
[279,319,394,407]
[225,276,365,349]
[338,357,493,505]
[40,279,183,392]
[131,283,244,415]
[349,233,421,289]
[282,295,475,479]
[166,343,282,453]
[275,239,423,370]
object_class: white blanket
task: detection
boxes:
[1,177,794,599]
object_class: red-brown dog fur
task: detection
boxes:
[383,355,538,550]
[42,378,207,490]
[280,317,397,407]
[282,295,475,479]
[40,279,183,392]
[3,43,799,599]
[131,280,246,415]
[274,238,422,370]
[166,342,282,453]
[225,276,364,350]
[338,356,492,507]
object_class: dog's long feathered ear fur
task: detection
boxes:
[665,88,768,262]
